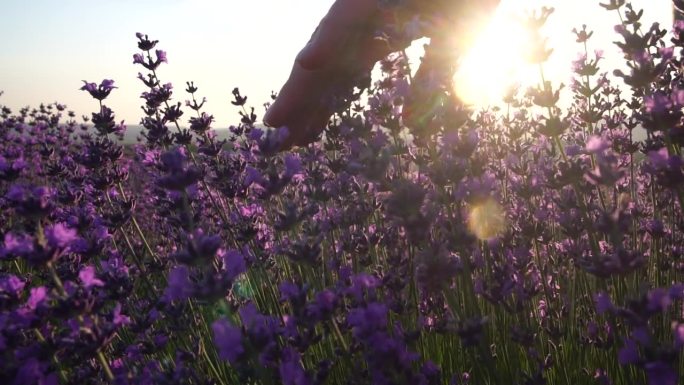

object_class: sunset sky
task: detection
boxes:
[0,0,674,127]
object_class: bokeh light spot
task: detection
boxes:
[467,198,506,240]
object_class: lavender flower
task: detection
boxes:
[212,318,244,363]
[80,79,116,101]
[79,265,104,289]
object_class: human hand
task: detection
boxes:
[263,0,499,150]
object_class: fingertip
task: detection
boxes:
[263,103,282,127]
[263,104,281,129]
[263,85,296,129]
[263,110,275,128]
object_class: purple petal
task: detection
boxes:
[79,266,104,288]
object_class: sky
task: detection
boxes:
[0,0,675,128]
[0,0,334,126]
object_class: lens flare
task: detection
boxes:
[452,5,535,106]
[467,198,506,240]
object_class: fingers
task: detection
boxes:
[297,0,377,70]
[265,0,379,147]
[263,60,327,132]
[270,0,480,150]
[265,23,392,150]
[281,106,333,150]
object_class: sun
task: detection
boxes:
[453,3,541,106]
[450,0,674,107]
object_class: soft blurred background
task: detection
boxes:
[0,0,675,127]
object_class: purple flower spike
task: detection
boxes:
[136,32,159,51]
[164,265,191,301]
[347,302,388,339]
[212,318,244,363]
[172,229,222,266]
[158,147,203,191]
[222,249,246,280]
[279,348,311,385]
[618,338,639,365]
[12,358,58,385]
[132,47,167,70]
[111,303,130,326]
[0,275,25,298]
[644,361,677,385]
[45,223,77,249]
[79,265,104,289]
[26,286,48,310]
[155,50,167,64]
[258,126,290,156]
[645,148,684,189]
[189,112,214,134]
[283,154,302,179]
[1,232,34,259]
[133,53,145,65]
[80,79,117,101]
[585,135,610,154]
[5,185,54,219]
[646,288,671,313]
[673,323,684,349]
[594,292,613,315]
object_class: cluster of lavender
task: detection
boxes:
[2,2,684,384]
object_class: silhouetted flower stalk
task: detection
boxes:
[134,35,233,230]
[84,87,161,286]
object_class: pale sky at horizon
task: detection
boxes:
[0,0,334,127]
[0,0,675,128]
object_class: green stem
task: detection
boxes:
[96,350,115,381]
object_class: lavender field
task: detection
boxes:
[1,2,684,385]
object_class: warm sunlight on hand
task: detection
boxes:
[263,0,500,150]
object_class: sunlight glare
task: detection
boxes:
[452,0,673,107]
[453,6,532,106]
